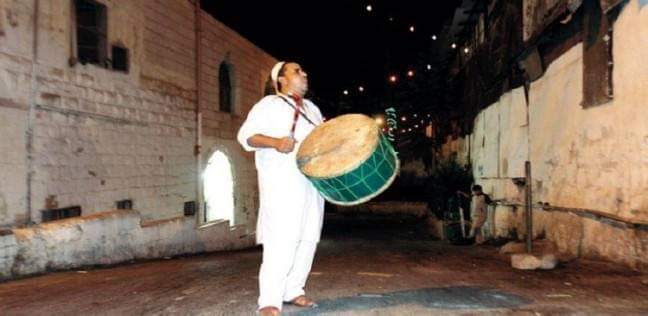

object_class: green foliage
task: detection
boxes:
[424,160,473,219]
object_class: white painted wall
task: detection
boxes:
[445,1,648,270]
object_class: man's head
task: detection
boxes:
[270,61,308,97]
[471,184,483,194]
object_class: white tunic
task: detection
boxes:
[237,94,325,244]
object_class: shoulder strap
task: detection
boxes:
[276,95,317,126]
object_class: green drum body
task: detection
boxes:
[297,114,400,206]
[306,134,399,205]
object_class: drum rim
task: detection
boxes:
[298,114,380,178]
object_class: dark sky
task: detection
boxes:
[202,1,461,106]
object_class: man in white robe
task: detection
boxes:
[237,61,325,315]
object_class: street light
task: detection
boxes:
[374,114,385,126]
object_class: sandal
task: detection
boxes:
[257,306,281,316]
[286,295,317,308]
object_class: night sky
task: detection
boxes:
[202,1,461,109]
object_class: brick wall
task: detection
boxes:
[0,0,275,232]
[0,0,33,227]
[142,0,196,90]
[199,11,276,226]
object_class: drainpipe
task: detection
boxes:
[523,73,532,253]
[194,0,204,226]
[25,0,40,226]
[525,161,533,253]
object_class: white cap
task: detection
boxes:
[270,61,286,92]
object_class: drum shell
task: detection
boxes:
[302,133,399,206]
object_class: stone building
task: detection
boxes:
[0,0,276,279]
[438,0,647,270]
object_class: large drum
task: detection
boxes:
[297,114,400,205]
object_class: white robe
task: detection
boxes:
[237,94,325,245]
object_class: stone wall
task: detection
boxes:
[0,0,197,225]
[198,12,276,228]
[0,0,275,278]
[443,0,648,270]
[0,209,255,280]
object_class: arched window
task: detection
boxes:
[203,150,234,224]
[219,62,233,113]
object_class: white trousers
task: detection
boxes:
[258,239,318,310]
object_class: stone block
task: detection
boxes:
[500,239,558,255]
[511,253,558,270]
[0,232,18,279]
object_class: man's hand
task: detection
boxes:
[274,137,296,153]
[246,134,296,153]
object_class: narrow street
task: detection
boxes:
[1,1,646,315]
[2,212,646,315]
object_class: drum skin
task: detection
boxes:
[297,114,400,205]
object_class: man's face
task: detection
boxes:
[279,63,308,96]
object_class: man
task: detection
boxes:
[237,61,325,316]
[457,184,489,244]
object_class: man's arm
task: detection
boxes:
[247,134,295,153]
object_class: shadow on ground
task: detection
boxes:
[286,286,531,315]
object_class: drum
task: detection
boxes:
[296,114,400,205]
